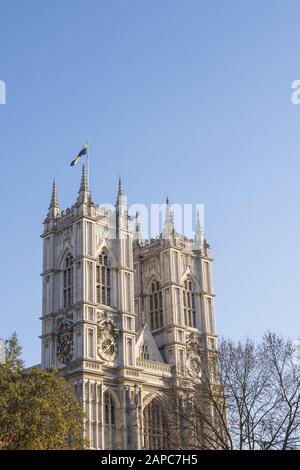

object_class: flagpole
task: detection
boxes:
[86,140,89,188]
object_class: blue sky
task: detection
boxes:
[1,0,300,365]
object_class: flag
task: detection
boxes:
[70,143,88,166]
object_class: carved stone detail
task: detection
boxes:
[56,319,73,364]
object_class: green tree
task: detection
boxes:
[0,333,87,450]
[4,331,24,371]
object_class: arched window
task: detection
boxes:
[183,279,196,327]
[104,391,116,449]
[63,254,73,308]
[141,343,150,360]
[96,252,111,306]
[143,399,169,450]
[149,281,163,330]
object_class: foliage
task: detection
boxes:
[0,333,86,450]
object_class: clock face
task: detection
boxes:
[102,337,115,356]
[56,319,73,365]
[57,339,72,364]
[61,340,71,357]
[98,333,116,361]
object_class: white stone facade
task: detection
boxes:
[40,167,217,449]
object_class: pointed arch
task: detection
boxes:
[143,393,169,450]
[102,386,121,409]
[182,276,197,328]
[142,391,165,410]
[62,252,73,308]
[135,324,165,362]
[144,274,161,294]
[57,245,73,270]
[181,270,199,292]
[96,249,112,306]
[103,389,118,450]
[95,240,117,268]
[147,279,163,331]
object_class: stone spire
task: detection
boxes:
[162,196,174,239]
[116,176,127,231]
[116,176,126,207]
[194,209,204,249]
[50,180,58,208]
[118,175,123,197]
[80,163,88,192]
[48,180,60,218]
[77,164,90,204]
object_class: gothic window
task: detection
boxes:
[63,254,73,308]
[149,281,163,330]
[183,279,196,328]
[96,252,111,306]
[104,391,116,449]
[143,399,169,450]
[141,343,150,360]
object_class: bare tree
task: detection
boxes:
[166,333,300,450]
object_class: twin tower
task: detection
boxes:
[40,165,217,449]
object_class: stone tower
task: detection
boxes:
[40,168,217,449]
